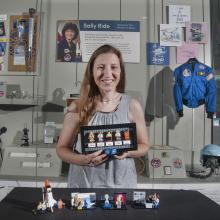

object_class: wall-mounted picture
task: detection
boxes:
[0,22,6,36]
[186,22,208,44]
[168,5,191,27]
[8,9,39,72]
[176,42,199,64]
[147,42,170,65]
[160,24,182,46]
[56,20,82,62]
[164,166,172,175]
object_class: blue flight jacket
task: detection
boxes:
[173,61,216,118]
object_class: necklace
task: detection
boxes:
[101,94,120,103]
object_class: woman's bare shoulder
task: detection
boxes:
[67,99,79,113]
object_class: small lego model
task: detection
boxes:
[71,192,96,210]
[113,193,126,209]
[101,194,113,209]
[32,179,62,215]
[132,191,160,209]
[147,193,160,208]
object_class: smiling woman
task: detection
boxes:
[56,44,150,188]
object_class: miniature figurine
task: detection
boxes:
[106,131,112,141]
[36,201,47,213]
[115,130,121,141]
[123,130,130,140]
[114,193,126,209]
[88,131,95,142]
[57,199,65,209]
[97,131,104,142]
[102,194,112,209]
[116,194,122,208]
[75,197,84,210]
[21,124,29,146]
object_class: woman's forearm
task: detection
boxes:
[56,146,88,166]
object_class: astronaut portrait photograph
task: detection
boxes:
[56,20,82,62]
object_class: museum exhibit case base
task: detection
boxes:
[146,145,187,178]
[0,145,61,177]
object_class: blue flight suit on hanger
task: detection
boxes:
[173,59,216,119]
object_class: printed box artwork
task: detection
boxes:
[80,123,137,154]
[147,43,169,65]
[186,22,208,44]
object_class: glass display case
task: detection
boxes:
[0,0,219,189]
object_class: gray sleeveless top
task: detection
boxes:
[67,94,137,188]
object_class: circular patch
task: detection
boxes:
[173,158,182,168]
[151,158,161,168]
[64,54,71,61]
[183,69,190,77]
[199,64,205,69]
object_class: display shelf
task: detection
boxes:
[0,96,46,110]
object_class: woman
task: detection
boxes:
[57,22,81,62]
[56,44,149,188]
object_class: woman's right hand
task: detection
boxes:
[82,150,108,167]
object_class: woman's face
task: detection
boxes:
[93,53,121,94]
[65,29,75,41]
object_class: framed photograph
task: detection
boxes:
[8,12,39,72]
[186,22,208,44]
[160,24,183,46]
[0,22,6,36]
[80,123,137,154]
[164,166,172,175]
[56,20,82,62]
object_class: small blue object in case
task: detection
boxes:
[104,148,117,156]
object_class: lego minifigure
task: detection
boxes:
[97,131,104,142]
[123,130,130,140]
[88,131,95,142]
[106,131,112,141]
[115,130,121,141]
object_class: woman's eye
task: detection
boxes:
[111,66,118,70]
[97,66,104,70]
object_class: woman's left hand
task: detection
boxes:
[114,151,130,160]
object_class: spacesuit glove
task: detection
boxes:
[207,112,214,119]
[177,110,183,117]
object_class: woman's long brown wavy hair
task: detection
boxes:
[77,44,126,131]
